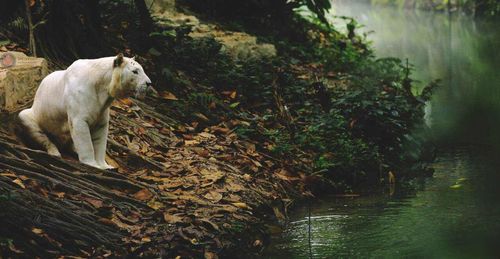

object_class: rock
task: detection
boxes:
[190,25,276,60]
[146,0,276,60]
[145,0,176,14]
[0,51,48,112]
[146,0,200,27]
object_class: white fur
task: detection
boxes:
[19,55,151,169]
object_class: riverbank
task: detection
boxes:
[265,2,500,257]
[0,0,434,257]
[264,145,500,258]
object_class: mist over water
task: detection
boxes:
[330,0,500,146]
[264,1,500,258]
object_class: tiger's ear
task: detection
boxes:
[113,53,124,68]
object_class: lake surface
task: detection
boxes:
[264,1,500,258]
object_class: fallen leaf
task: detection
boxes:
[212,126,230,135]
[217,205,238,213]
[272,206,286,221]
[229,91,237,99]
[232,202,251,210]
[142,122,155,128]
[159,181,184,189]
[226,182,243,193]
[253,239,263,247]
[182,134,194,140]
[349,119,357,129]
[8,242,23,254]
[243,174,252,181]
[200,169,225,186]
[119,98,134,106]
[252,160,262,167]
[147,199,164,210]
[82,196,103,208]
[159,91,178,100]
[244,142,256,154]
[193,112,209,122]
[163,213,184,224]
[184,140,200,146]
[204,250,219,259]
[204,191,223,203]
[193,147,210,158]
[388,171,396,184]
[12,179,25,189]
[32,228,43,234]
[133,188,153,201]
[275,169,300,182]
[141,237,151,243]
[198,218,220,231]
[106,154,120,168]
[139,175,167,183]
[199,132,215,139]
[0,172,16,178]
[98,218,116,227]
[26,180,49,198]
[176,125,187,133]
[111,215,140,231]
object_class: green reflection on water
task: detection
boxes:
[265,148,500,258]
[329,0,500,146]
[264,1,500,258]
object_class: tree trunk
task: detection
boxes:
[134,0,154,34]
[24,0,36,57]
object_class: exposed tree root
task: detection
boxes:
[0,98,299,257]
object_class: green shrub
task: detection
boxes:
[145,9,436,190]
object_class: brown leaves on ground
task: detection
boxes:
[133,188,154,201]
[104,97,295,256]
[159,91,178,100]
[0,96,295,258]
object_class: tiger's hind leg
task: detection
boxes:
[18,109,61,157]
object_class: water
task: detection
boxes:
[264,1,500,258]
[265,147,500,258]
[328,0,500,145]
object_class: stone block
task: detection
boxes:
[0,51,48,112]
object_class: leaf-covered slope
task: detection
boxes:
[0,96,298,257]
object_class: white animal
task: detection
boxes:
[18,54,151,169]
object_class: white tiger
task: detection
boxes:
[19,54,152,169]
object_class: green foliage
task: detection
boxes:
[297,0,332,25]
[143,3,436,190]
[180,0,332,26]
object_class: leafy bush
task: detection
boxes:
[179,0,331,25]
[143,4,436,191]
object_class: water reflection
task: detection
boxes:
[330,0,500,146]
[265,148,500,258]
[264,1,500,258]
